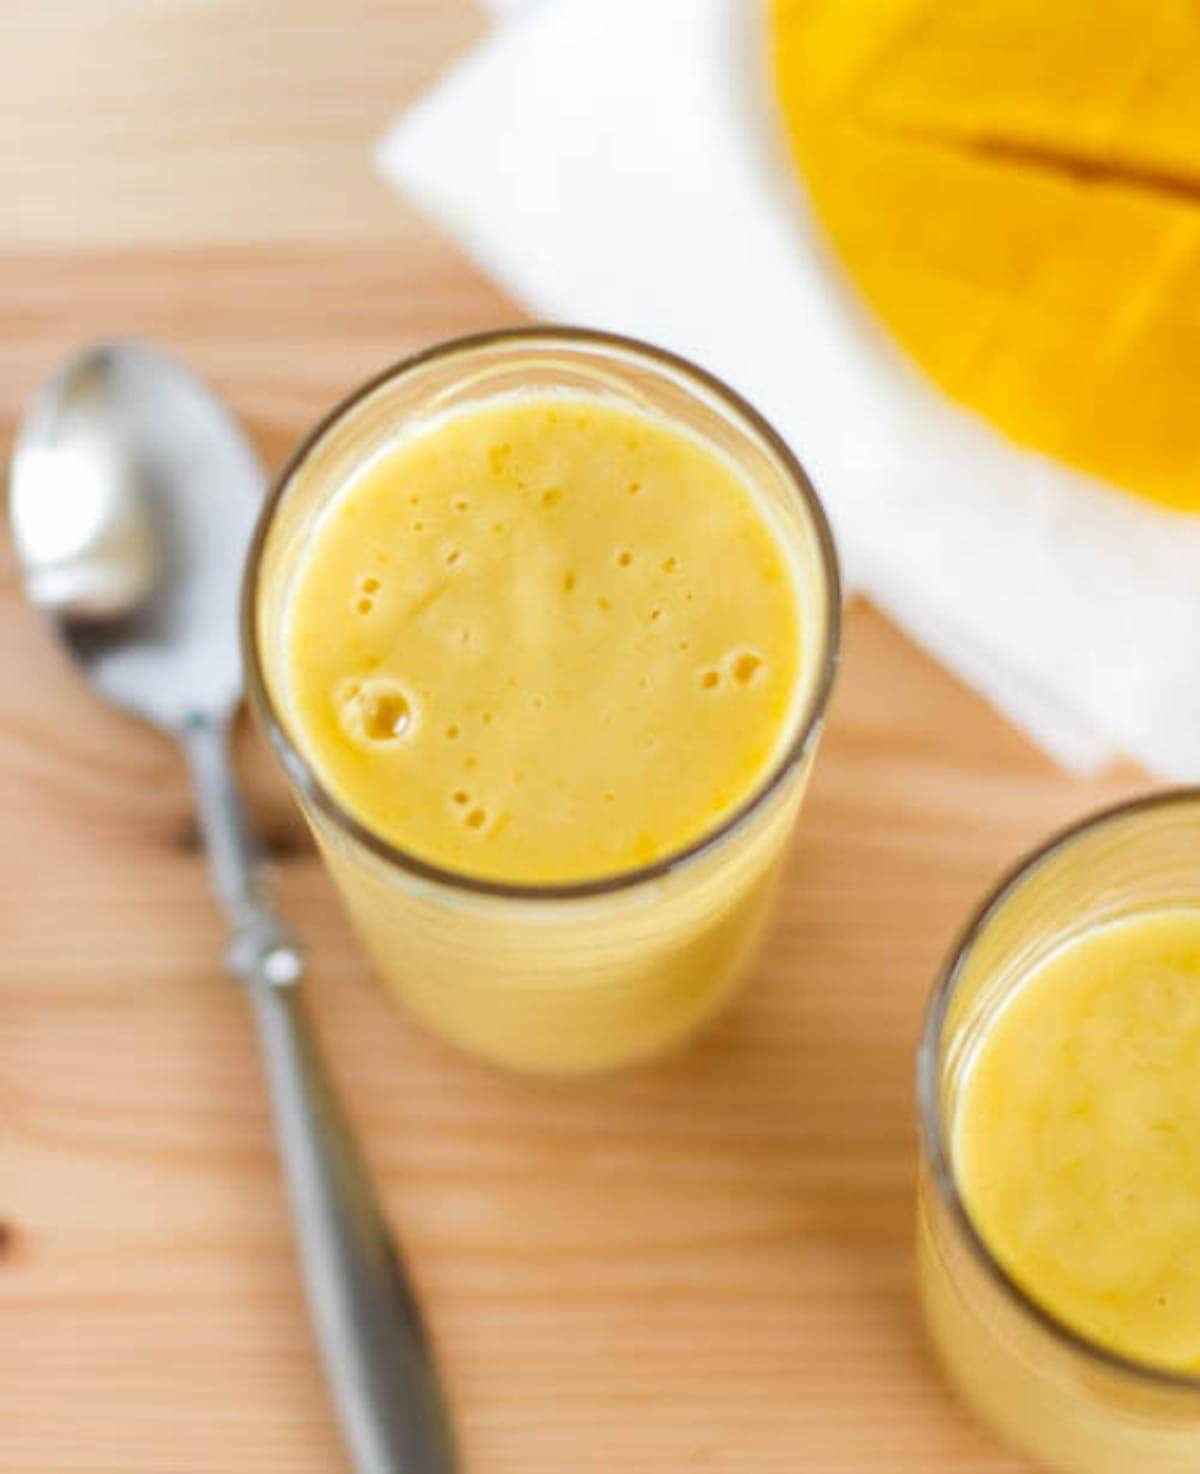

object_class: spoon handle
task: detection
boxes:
[181,711,458,1474]
[249,983,458,1474]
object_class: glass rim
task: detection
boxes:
[241,324,842,903]
[917,784,1200,1392]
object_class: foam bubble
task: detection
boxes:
[728,650,765,686]
[337,676,418,746]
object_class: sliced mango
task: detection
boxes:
[770,0,1200,511]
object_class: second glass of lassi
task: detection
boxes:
[244,329,838,1074]
[919,790,1200,1473]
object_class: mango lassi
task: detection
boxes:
[957,910,1200,1374]
[284,394,802,884]
[248,334,837,1072]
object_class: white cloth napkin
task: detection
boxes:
[379,0,1200,777]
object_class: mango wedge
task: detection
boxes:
[770,0,1200,511]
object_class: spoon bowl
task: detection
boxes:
[9,342,261,729]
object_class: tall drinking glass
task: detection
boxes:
[918,791,1200,1473]
[244,328,839,1074]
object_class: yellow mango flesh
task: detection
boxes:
[283,394,802,885]
[770,0,1200,512]
[957,910,1200,1372]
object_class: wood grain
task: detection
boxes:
[0,4,1149,1471]
[2,1,482,248]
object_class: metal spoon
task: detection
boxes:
[8,342,457,1474]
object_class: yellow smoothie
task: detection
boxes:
[956,909,1200,1374]
[285,394,801,882]
[262,370,829,1074]
[285,392,801,878]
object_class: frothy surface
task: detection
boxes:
[284,394,803,883]
[957,909,1200,1373]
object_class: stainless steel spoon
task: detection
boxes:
[8,342,457,1474]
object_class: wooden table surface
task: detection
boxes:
[0,4,1147,1470]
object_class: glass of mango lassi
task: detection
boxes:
[243,329,839,1074]
[919,791,1200,1473]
